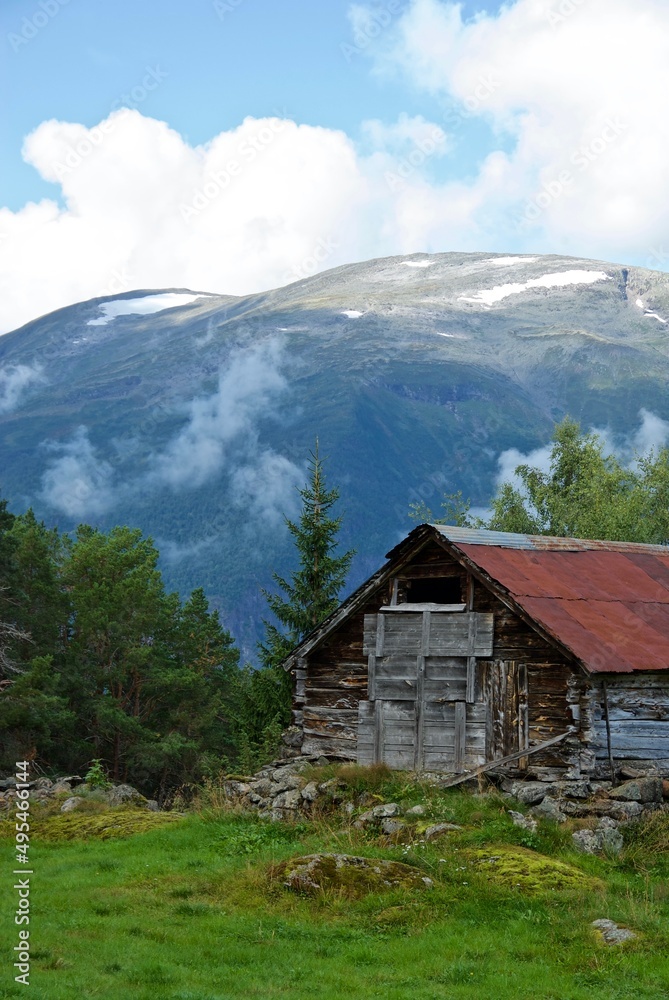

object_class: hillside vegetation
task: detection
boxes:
[3,768,669,999]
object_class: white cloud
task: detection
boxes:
[40,426,115,518]
[362,0,669,263]
[2,1,669,333]
[149,337,298,491]
[496,443,553,490]
[633,408,669,457]
[230,451,304,526]
[0,364,44,413]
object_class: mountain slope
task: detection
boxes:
[2,251,669,656]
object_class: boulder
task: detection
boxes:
[608,777,663,804]
[276,853,434,895]
[423,822,462,840]
[105,783,147,808]
[272,788,302,810]
[60,796,84,813]
[405,804,426,817]
[281,726,304,749]
[381,818,406,835]
[530,796,566,823]
[223,780,251,800]
[272,763,306,782]
[300,781,319,803]
[508,810,538,833]
[372,803,400,819]
[145,800,160,812]
[508,781,550,805]
[51,781,72,794]
[572,822,623,855]
[249,778,274,798]
[591,918,636,945]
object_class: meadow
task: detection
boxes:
[2,769,669,1000]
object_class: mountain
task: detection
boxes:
[2,251,669,657]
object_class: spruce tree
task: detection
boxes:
[252,445,354,742]
[260,443,355,669]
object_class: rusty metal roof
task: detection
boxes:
[434,527,669,673]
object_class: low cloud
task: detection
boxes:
[150,337,293,490]
[0,364,44,414]
[230,450,304,526]
[40,426,115,518]
[495,409,669,491]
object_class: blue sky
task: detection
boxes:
[1,0,667,331]
[2,0,496,209]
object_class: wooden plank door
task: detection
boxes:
[358,611,492,772]
[483,659,529,764]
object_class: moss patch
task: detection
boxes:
[22,809,182,841]
[466,845,604,895]
[272,853,434,897]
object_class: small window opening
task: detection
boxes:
[406,576,462,604]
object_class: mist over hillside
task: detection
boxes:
[2,250,669,657]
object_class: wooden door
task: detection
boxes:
[357,610,492,772]
[482,659,529,764]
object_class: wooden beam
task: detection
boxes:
[436,730,572,789]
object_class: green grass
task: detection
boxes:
[2,777,669,999]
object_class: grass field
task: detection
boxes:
[2,770,669,999]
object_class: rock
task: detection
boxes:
[0,777,16,790]
[223,780,251,800]
[353,809,375,829]
[372,803,400,819]
[530,797,566,823]
[508,810,538,833]
[561,780,593,799]
[424,822,462,840]
[598,827,624,854]
[598,816,620,830]
[509,781,549,805]
[562,799,643,821]
[51,781,72,794]
[572,829,599,854]
[619,765,646,780]
[145,800,160,812]
[249,778,274,798]
[405,804,426,817]
[381,818,406,835]
[470,845,603,893]
[60,775,84,787]
[32,777,54,791]
[572,825,623,855]
[301,781,319,803]
[591,918,637,945]
[281,726,304,749]
[276,853,434,895]
[105,784,147,808]
[608,777,663,803]
[342,801,355,815]
[272,763,305,782]
[60,796,84,813]
[272,788,302,810]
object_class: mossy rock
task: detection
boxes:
[273,853,434,897]
[30,809,182,841]
[466,845,604,895]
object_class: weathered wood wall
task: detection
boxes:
[580,673,669,774]
[299,538,669,777]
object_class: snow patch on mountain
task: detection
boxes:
[402,260,433,268]
[634,298,667,323]
[341,310,363,318]
[459,270,611,307]
[87,293,208,326]
[485,256,539,267]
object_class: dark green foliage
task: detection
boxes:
[260,444,355,668]
[0,502,244,796]
[252,446,354,761]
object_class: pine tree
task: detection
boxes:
[251,445,354,743]
[260,443,355,669]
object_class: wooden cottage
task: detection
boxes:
[283,525,669,781]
